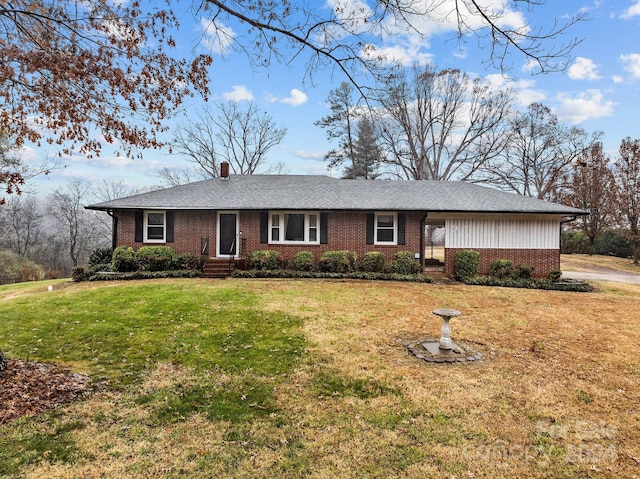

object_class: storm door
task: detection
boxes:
[217,212,238,257]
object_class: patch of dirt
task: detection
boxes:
[0,359,91,424]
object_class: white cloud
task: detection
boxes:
[361,41,434,67]
[621,1,640,19]
[485,75,546,107]
[612,75,624,84]
[568,57,600,80]
[222,85,254,102]
[620,53,640,78]
[269,89,308,106]
[554,89,615,124]
[200,17,235,54]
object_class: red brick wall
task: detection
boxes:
[240,210,424,264]
[115,210,217,257]
[444,248,560,278]
[115,209,425,265]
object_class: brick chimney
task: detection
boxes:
[220,161,230,178]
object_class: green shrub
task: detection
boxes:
[593,229,633,258]
[513,264,534,279]
[362,252,385,273]
[112,246,138,272]
[172,252,201,271]
[250,250,282,270]
[232,269,432,283]
[561,230,591,254]
[489,259,514,279]
[292,251,315,271]
[318,251,357,273]
[136,246,175,271]
[91,270,202,281]
[548,270,562,282]
[463,275,593,292]
[89,246,113,267]
[90,263,112,274]
[389,251,421,274]
[0,250,44,283]
[72,265,92,282]
[454,250,479,280]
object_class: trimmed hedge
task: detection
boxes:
[362,252,385,273]
[462,276,593,292]
[89,247,113,267]
[454,250,479,280]
[233,269,432,283]
[489,259,513,279]
[318,251,357,273]
[389,251,421,275]
[250,250,283,270]
[136,246,176,271]
[90,270,203,281]
[112,246,137,272]
[292,251,315,271]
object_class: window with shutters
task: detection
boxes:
[269,212,320,244]
[375,212,397,244]
[144,211,166,243]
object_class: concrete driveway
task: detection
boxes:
[562,269,640,285]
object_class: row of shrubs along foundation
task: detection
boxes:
[453,249,593,292]
[246,250,421,273]
[72,246,203,281]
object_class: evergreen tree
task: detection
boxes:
[342,117,381,179]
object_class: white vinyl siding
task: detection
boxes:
[446,218,559,249]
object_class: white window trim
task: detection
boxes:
[269,211,321,245]
[374,211,397,245]
[144,210,166,243]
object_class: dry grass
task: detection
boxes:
[3,276,640,478]
[561,253,640,274]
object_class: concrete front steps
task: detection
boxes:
[203,259,235,279]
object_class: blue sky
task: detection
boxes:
[23,1,640,196]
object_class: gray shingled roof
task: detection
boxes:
[86,175,588,215]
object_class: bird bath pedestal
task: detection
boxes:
[432,308,461,350]
[405,308,482,363]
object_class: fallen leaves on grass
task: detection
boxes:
[0,359,90,424]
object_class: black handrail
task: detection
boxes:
[228,240,236,273]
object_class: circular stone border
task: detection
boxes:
[405,338,483,364]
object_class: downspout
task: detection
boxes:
[558,215,578,270]
[420,213,429,270]
[106,209,117,251]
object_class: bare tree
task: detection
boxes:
[202,0,584,86]
[48,179,105,267]
[215,102,287,174]
[172,103,287,177]
[0,195,43,256]
[377,65,512,180]
[315,82,360,177]
[563,142,617,250]
[614,137,640,264]
[171,108,222,178]
[485,103,593,200]
[157,167,202,187]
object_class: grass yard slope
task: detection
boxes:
[1,276,639,478]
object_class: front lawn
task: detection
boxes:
[1,278,638,478]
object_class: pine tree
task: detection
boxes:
[342,117,381,179]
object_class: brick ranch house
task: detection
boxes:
[86,168,588,278]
